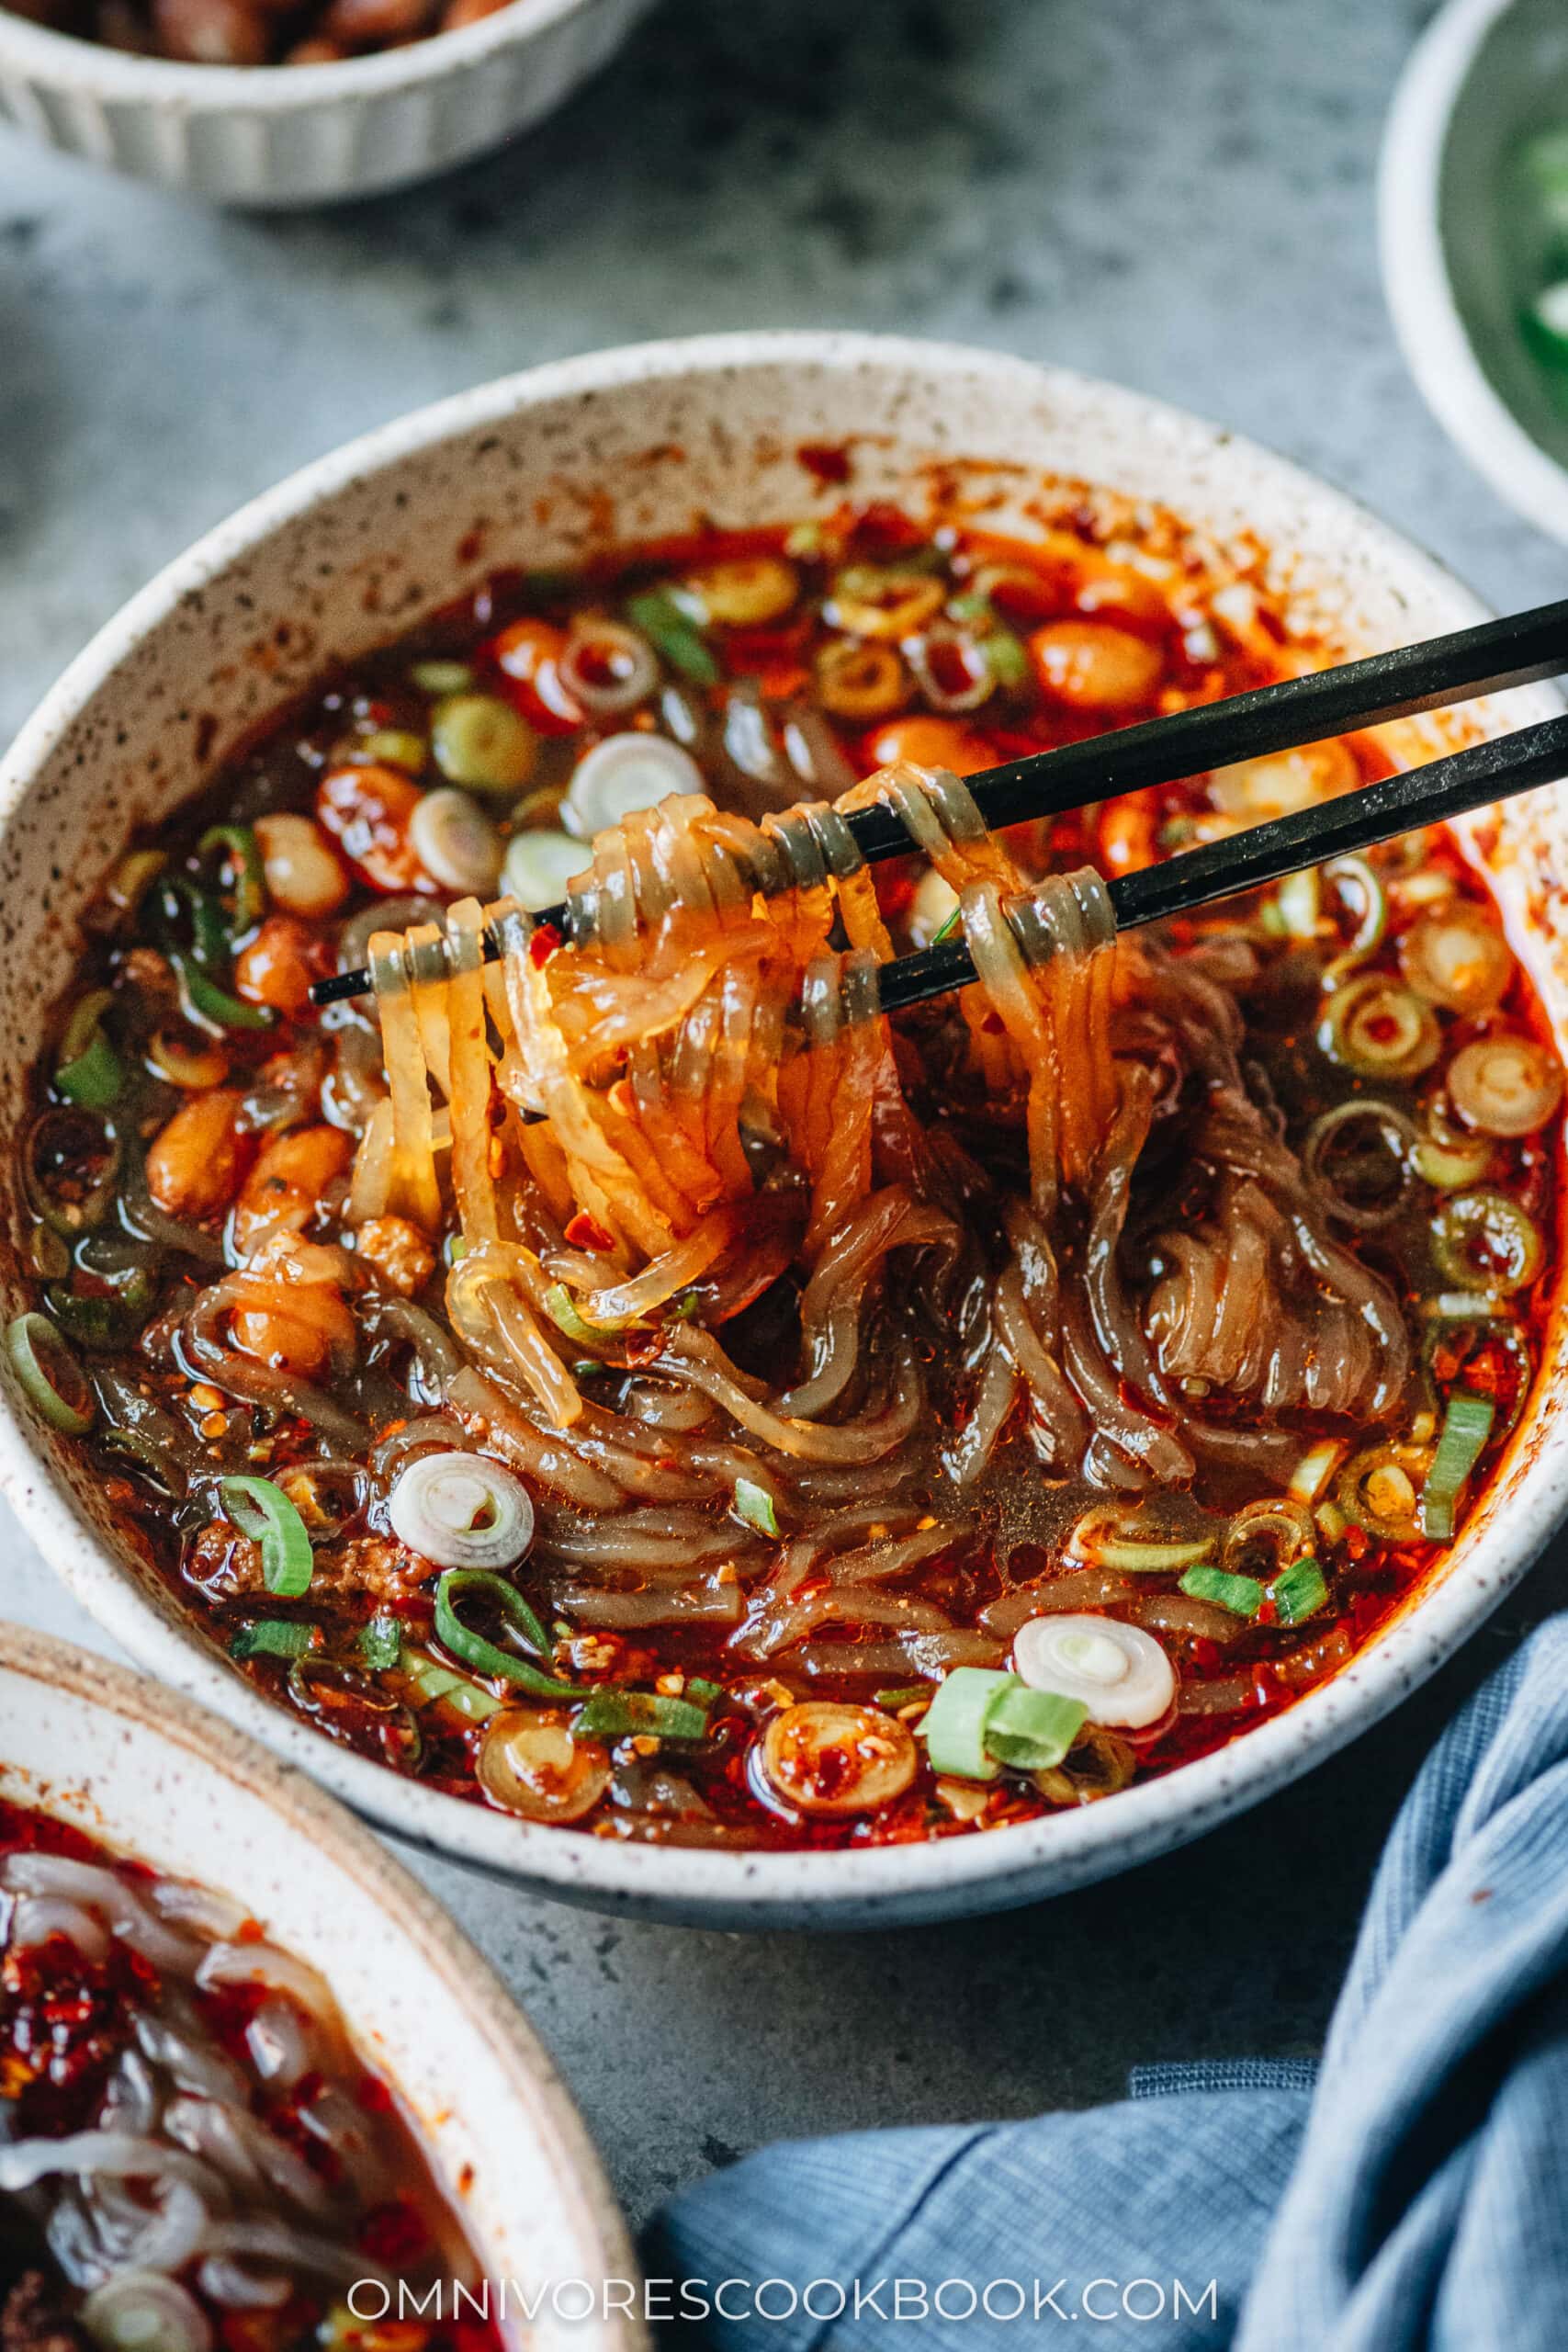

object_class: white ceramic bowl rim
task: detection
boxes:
[1379,0,1568,543]
[0,0,596,100]
[0,1617,641,2335]
[1,330,1562,1922]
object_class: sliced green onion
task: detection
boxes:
[1447,1035,1564,1139]
[1314,1498,1348,1547]
[434,1566,581,1699]
[1302,1099,1416,1229]
[1398,902,1512,1014]
[1414,1130,1495,1190]
[1321,854,1387,985]
[982,1683,1088,1771]
[1268,1559,1329,1626]
[544,1283,628,1343]
[27,1227,69,1280]
[1288,1439,1348,1507]
[1420,1313,1533,1437]
[1275,866,1321,939]
[231,1619,320,1662]
[1070,1509,1216,1574]
[46,1273,153,1353]
[874,1683,933,1710]
[153,876,229,970]
[733,1476,780,1537]
[1223,1497,1316,1578]
[55,991,122,1110]
[981,626,1031,688]
[931,901,964,944]
[686,1677,723,1705]
[1319,973,1440,1080]
[411,660,476,696]
[1419,1390,1495,1541]
[359,1613,403,1671]
[355,729,429,774]
[1430,1189,1545,1297]
[1179,1564,1264,1618]
[198,824,266,932]
[401,1645,503,1724]
[218,1475,314,1598]
[174,955,276,1035]
[6,1313,94,1434]
[625,590,720,686]
[1421,1290,1506,1321]
[1337,1445,1425,1542]
[916,1667,1015,1781]
[107,848,167,922]
[572,1690,710,1743]
[431,695,537,796]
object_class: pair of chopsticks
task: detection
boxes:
[311,597,1568,1018]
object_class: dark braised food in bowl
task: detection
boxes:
[9,491,1560,1852]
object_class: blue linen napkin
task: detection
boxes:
[643,1618,1568,2346]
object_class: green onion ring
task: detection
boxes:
[6,1313,94,1434]
[218,1475,315,1598]
[1430,1189,1545,1297]
[434,1566,583,1699]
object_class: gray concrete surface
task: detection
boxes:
[2,0,1566,2232]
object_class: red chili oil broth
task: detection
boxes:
[13,503,1562,1856]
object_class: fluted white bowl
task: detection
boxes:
[0,333,1563,1928]
[0,0,652,206]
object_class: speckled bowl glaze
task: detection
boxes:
[0,0,652,208]
[0,1621,643,2345]
[0,333,1563,1930]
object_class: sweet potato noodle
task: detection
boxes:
[12,504,1562,1849]
[0,1799,499,2352]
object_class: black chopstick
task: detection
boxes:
[309,596,1568,1010]
[877,712,1568,1014]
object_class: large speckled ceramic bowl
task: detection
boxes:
[0,333,1564,1928]
[0,1621,643,2347]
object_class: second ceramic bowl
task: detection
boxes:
[0,1619,643,2347]
[0,332,1564,1928]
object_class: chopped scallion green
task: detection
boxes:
[916,1667,1013,1781]
[231,1619,319,1662]
[572,1690,710,1743]
[401,1646,502,1724]
[359,1614,402,1672]
[1179,1564,1265,1618]
[434,1566,581,1699]
[625,590,720,686]
[1419,1390,1495,1541]
[1269,1559,1329,1627]
[218,1476,314,1598]
[198,824,266,933]
[544,1283,626,1344]
[175,955,276,1035]
[983,1684,1088,1772]
[55,993,122,1110]
[733,1476,780,1537]
[6,1312,94,1434]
